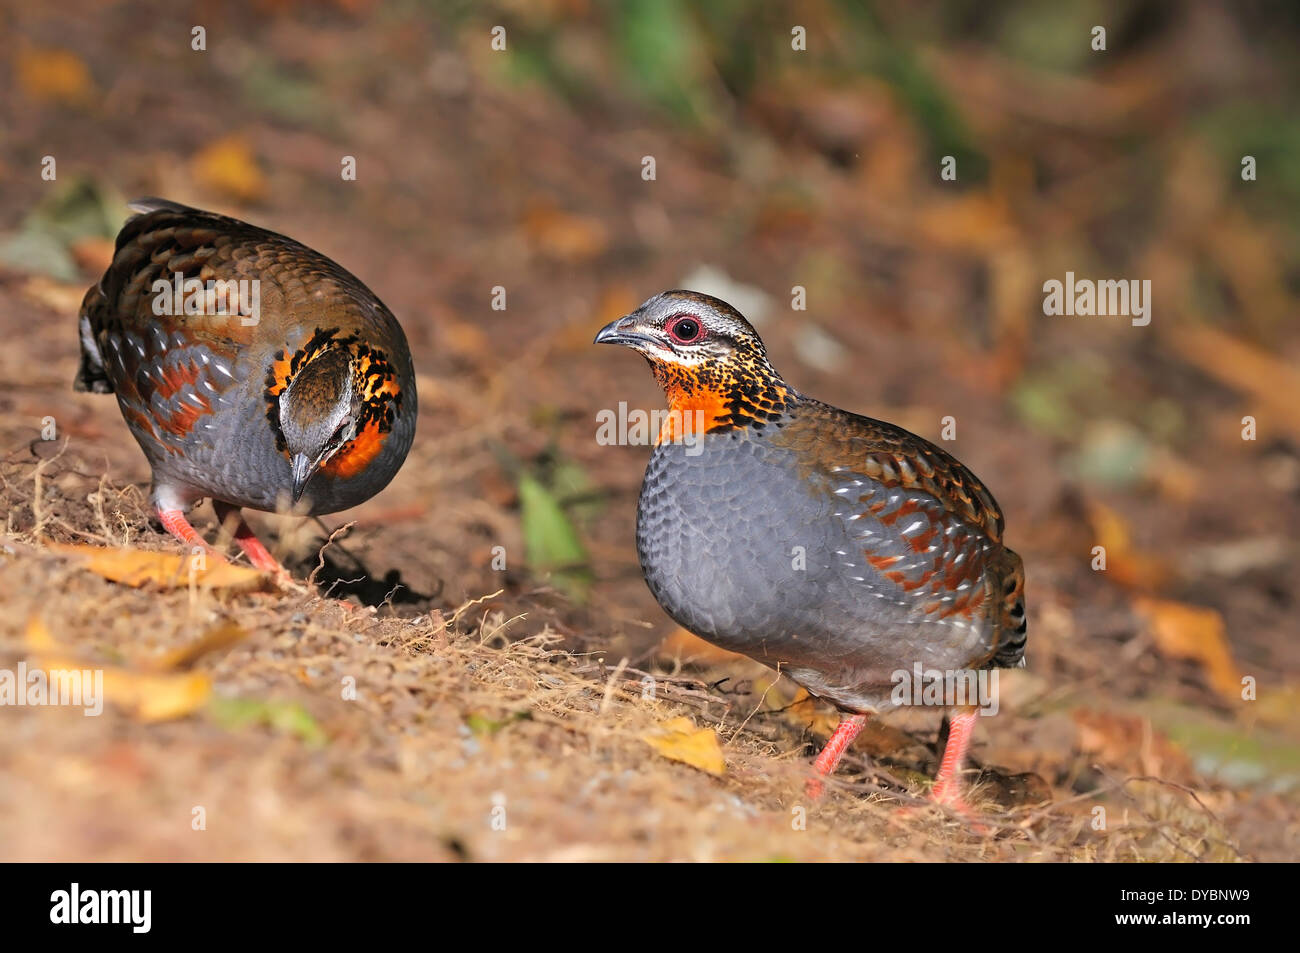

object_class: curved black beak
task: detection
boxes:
[594,315,653,348]
[290,453,315,504]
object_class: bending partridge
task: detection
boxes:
[76,199,417,574]
[596,291,1026,811]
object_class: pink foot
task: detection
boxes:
[805,713,868,801]
[213,501,292,581]
[923,707,987,829]
[930,779,978,816]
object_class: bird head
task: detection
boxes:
[277,346,362,503]
[595,290,792,439]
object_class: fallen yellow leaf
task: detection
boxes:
[23,615,61,654]
[101,668,212,721]
[1136,597,1242,701]
[16,47,93,105]
[49,543,274,593]
[641,716,725,776]
[785,685,840,739]
[141,621,249,672]
[24,617,211,722]
[191,135,268,203]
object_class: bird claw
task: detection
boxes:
[929,780,966,809]
[884,782,988,833]
[925,786,989,832]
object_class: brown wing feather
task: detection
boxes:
[773,396,1026,669]
[774,397,1006,541]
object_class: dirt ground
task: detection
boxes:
[1,2,1297,861]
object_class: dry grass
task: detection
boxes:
[0,455,1250,862]
[3,1,1295,861]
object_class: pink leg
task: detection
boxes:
[213,501,288,575]
[230,520,284,574]
[931,705,980,811]
[805,713,868,800]
[157,507,211,551]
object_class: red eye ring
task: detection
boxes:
[666,314,704,344]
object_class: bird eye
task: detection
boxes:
[667,315,703,344]
[329,419,354,450]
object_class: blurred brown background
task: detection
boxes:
[0,0,1297,860]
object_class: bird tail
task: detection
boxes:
[74,198,200,394]
[126,196,196,218]
[74,284,113,394]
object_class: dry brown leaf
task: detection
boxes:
[1086,499,1170,590]
[191,136,269,203]
[913,191,1016,254]
[21,277,88,316]
[1203,208,1290,333]
[439,317,493,361]
[1073,708,1194,783]
[657,627,743,664]
[1164,325,1300,442]
[641,716,725,776]
[70,236,117,274]
[1136,598,1242,701]
[25,617,212,722]
[984,243,1034,389]
[16,47,94,104]
[50,543,274,593]
[521,202,608,263]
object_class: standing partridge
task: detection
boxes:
[76,199,417,575]
[596,291,1026,812]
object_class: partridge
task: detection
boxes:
[596,291,1026,811]
[76,198,417,574]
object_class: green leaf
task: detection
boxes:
[208,696,327,747]
[0,231,78,281]
[0,177,125,280]
[465,710,532,737]
[613,0,711,123]
[1139,699,1300,792]
[518,472,591,602]
[28,177,124,240]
